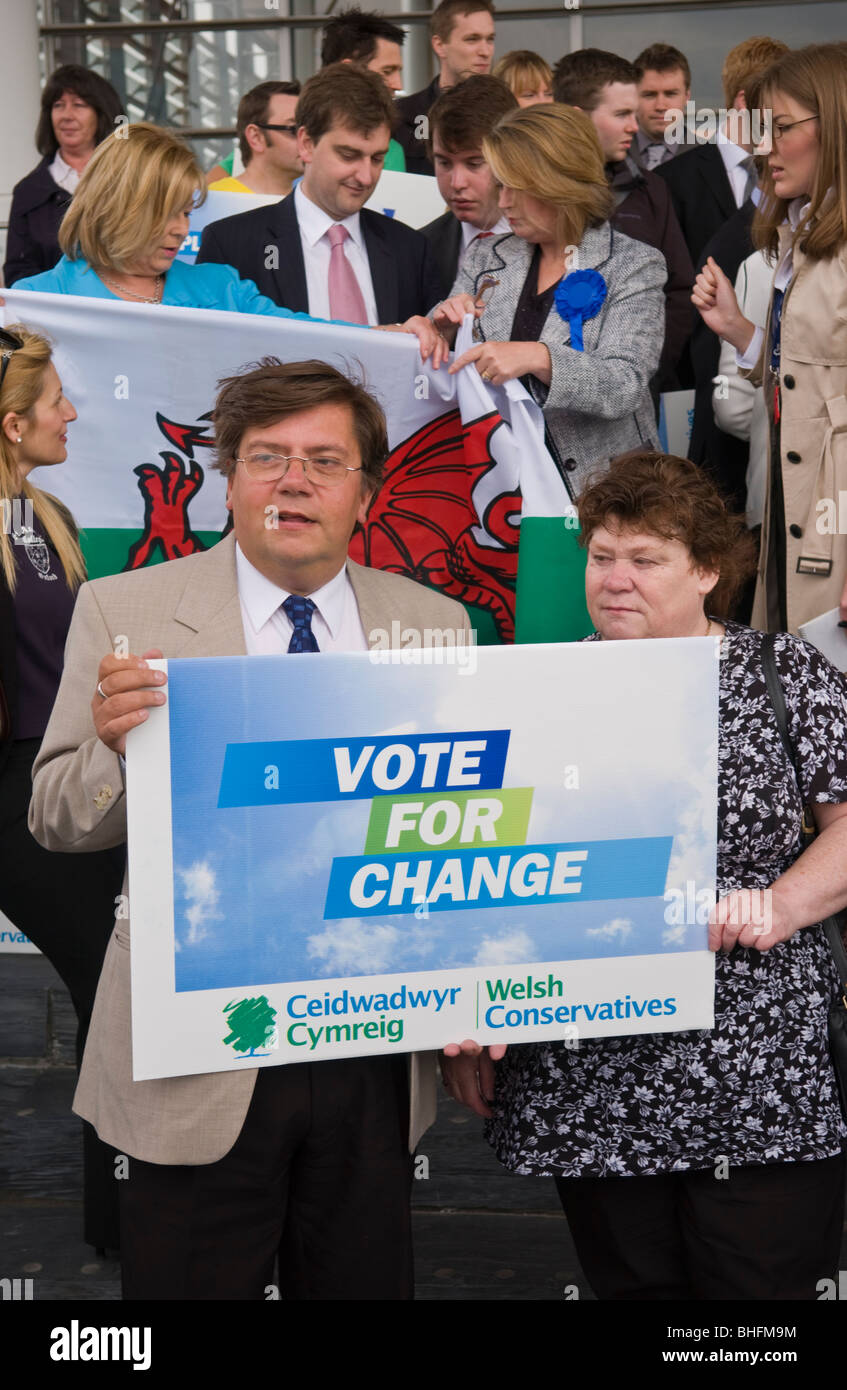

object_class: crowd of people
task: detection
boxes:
[2,1,847,1304]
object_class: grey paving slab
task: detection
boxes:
[413,1211,589,1300]
[0,1208,121,1301]
[412,1098,558,1213]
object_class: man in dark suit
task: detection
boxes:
[553,48,695,396]
[656,36,788,265]
[631,43,694,173]
[197,65,442,323]
[419,75,516,299]
[688,197,757,512]
[395,0,496,175]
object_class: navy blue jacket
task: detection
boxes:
[4,156,71,287]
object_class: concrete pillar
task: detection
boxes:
[0,0,42,261]
[399,0,434,96]
[290,0,317,80]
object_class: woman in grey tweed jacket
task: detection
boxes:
[434,103,668,499]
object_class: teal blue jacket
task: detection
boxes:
[15,254,325,320]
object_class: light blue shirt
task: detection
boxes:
[15,254,326,321]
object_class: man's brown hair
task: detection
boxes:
[430,0,495,44]
[633,43,691,89]
[212,358,389,494]
[295,63,395,143]
[237,80,301,165]
[428,74,517,154]
[553,49,637,111]
[576,450,756,617]
[721,35,788,109]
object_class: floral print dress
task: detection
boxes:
[487,623,847,1176]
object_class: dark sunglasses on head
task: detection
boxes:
[0,329,23,396]
[255,122,298,136]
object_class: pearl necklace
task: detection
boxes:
[99,272,164,304]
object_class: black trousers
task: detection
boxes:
[0,737,125,1248]
[556,1151,846,1300]
[118,1054,414,1300]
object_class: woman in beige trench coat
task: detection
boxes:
[692,42,847,634]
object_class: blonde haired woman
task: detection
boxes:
[14,121,321,311]
[14,121,445,359]
[434,104,667,496]
[493,49,553,106]
[0,325,124,1250]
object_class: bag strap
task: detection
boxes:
[761,632,847,987]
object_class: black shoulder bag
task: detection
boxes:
[761,631,847,1121]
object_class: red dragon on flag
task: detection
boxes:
[126,406,520,640]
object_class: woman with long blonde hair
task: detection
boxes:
[0,324,124,1252]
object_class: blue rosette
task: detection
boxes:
[554,268,607,350]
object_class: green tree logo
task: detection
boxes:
[222,996,277,1057]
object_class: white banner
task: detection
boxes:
[3,294,557,642]
[0,909,38,953]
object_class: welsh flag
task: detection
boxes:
[3,293,590,644]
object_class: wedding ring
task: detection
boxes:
[481,370,491,381]
[96,681,107,700]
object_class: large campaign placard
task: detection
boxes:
[126,640,718,1080]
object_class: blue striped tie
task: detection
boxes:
[283,594,320,653]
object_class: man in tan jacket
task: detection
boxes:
[29,358,471,1300]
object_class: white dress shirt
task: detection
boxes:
[294,184,379,325]
[235,542,368,654]
[49,151,81,193]
[736,196,810,370]
[459,215,511,268]
[716,129,754,210]
[715,250,773,527]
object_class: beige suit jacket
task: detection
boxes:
[29,534,471,1165]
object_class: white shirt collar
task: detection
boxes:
[788,195,811,230]
[235,541,349,640]
[49,150,80,192]
[460,215,511,250]
[716,126,749,165]
[294,182,364,252]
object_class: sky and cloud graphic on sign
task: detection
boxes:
[167,643,717,992]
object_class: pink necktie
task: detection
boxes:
[326,223,368,324]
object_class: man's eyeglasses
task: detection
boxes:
[0,329,23,396]
[772,114,818,143]
[235,452,363,486]
[255,123,298,137]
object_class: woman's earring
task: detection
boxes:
[16,436,21,444]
